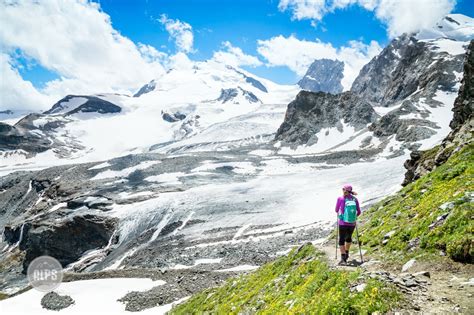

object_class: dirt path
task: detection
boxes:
[316,240,474,314]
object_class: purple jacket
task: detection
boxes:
[335,195,361,226]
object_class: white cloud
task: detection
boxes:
[159,14,195,53]
[138,43,169,64]
[279,0,327,21]
[0,54,53,110]
[374,0,456,38]
[212,41,263,67]
[278,0,457,37]
[166,52,195,70]
[257,35,381,90]
[0,0,166,110]
[257,35,336,75]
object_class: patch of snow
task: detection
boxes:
[373,103,403,116]
[427,38,469,55]
[91,160,160,180]
[417,91,457,150]
[169,258,223,270]
[233,224,251,239]
[145,172,186,185]
[278,122,357,155]
[49,97,88,115]
[191,161,257,174]
[118,191,154,199]
[0,278,165,315]
[173,211,195,235]
[248,149,273,157]
[88,162,111,170]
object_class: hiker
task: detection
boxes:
[335,184,361,264]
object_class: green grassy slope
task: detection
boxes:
[170,244,400,314]
[359,143,473,263]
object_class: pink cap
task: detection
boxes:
[343,184,352,192]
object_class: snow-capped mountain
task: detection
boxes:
[276,14,473,156]
[298,59,344,94]
[0,61,299,174]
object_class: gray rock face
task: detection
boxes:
[0,121,51,153]
[162,111,187,123]
[217,87,260,104]
[44,95,121,116]
[351,34,464,107]
[41,292,75,311]
[298,59,344,94]
[134,80,157,97]
[0,113,83,155]
[218,88,238,102]
[368,110,437,142]
[275,90,377,145]
[15,214,118,272]
[403,40,474,185]
[450,41,474,131]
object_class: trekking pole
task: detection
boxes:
[355,224,363,263]
[335,215,338,260]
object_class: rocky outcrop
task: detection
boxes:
[134,80,157,97]
[275,91,377,145]
[0,121,51,153]
[403,40,473,185]
[162,111,187,123]
[41,292,75,311]
[217,87,260,104]
[66,195,114,211]
[44,95,121,116]
[368,109,437,143]
[298,59,344,94]
[351,34,463,107]
[16,214,118,272]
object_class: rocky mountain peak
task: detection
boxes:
[298,59,344,94]
[275,90,377,146]
[44,95,121,116]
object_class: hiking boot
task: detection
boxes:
[341,253,348,263]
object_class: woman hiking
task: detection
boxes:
[335,184,361,264]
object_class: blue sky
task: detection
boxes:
[18,0,386,85]
[97,0,388,83]
[16,0,472,87]
[2,0,473,110]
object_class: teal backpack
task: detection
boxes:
[339,198,357,223]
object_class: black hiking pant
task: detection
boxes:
[338,225,355,246]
